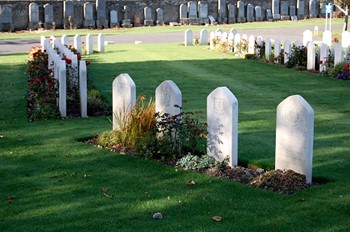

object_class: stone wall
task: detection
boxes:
[0,0,324,31]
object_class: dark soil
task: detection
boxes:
[86,139,314,195]
[204,166,313,195]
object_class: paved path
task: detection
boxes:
[0,23,343,55]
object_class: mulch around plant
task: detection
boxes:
[86,139,315,195]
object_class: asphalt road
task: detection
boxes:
[0,23,343,55]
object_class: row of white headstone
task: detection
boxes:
[71,33,105,55]
[40,35,96,118]
[184,28,350,69]
[112,73,314,184]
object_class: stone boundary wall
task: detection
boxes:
[0,0,324,31]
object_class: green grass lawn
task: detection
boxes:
[1,39,350,231]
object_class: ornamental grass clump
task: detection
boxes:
[97,96,156,151]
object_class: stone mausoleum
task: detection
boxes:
[0,0,332,31]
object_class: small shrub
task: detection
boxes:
[176,154,217,170]
[285,44,307,69]
[331,62,350,80]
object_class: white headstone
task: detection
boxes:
[200,29,209,45]
[207,87,238,167]
[61,35,69,46]
[79,60,87,118]
[307,42,315,70]
[184,29,193,46]
[59,59,67,118]
[295,40,302,48]
[248,35,255,54]
[98,33,105,53]
[322,30,332,47]
[284,39,292,64]
[74,34,82,54]
[234,33,241,52]
[341,31,350,48]
[275,95,314,184]
[155,80,182,117]
[265,37,272,60]
[346,45,350,62]
[210,32,215,50]
[303,30,313,46]
[319,43,329,72]
[112,73,136,130]
[86,33,93,55]
[274,39,281,59]
[333,43,345,66]
[221,32,228,42]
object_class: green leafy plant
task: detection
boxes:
[285,44,307,69]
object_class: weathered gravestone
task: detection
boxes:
[280,1,290,20]
[333,43,345,66]
[110,10,119,28]
[156,8,164,25]
[84,3,95,28]
[144,7,154,26]
[265,37,272,60]
[0,5,14,32]
[272,0,281,20]
[246,4,254,22]
[74,34,82,54]
[63,0,75,29]
[255,6,263,21]
[59,59,67,118]
[341,31,350,48]
[218,0,227,23]
[237,1,246,23]
[98,33,105,53]
[248,35,255,54]
[284,39,292,64]
[228,3,236,24]
[122,6,132,28]
[266,9,273,21]
[198,1,209,24]
[322,30,332,47]
[188,1,199,24]
[86,34,93,55]
[290,5,296,17]
[79,60,87,118]
[275,95,314,184]
[96,0,108,28]
[309,0,317,18]
[307,42,315,70]
[200,29,209,45]
[303,30,313,46]
[184,29,193,46]
[44,4,54,30]
[29,3,39,30]
[207,87,238,167]
[297,0,305,19]
[179,4,188,24]
[155,80,182,117]
[112,73,136,130]
[319,43,329,72]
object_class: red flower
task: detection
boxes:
[319,60,323,64]
[65,58,72,64]
[33,78,41,84]
[48,80,55,88]
[333,37,339,43]
[77,55,81,60]
[33,65,40,69]
[344,65,349,71]
[86,60,91,66]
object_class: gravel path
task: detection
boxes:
[0,23,343,55]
